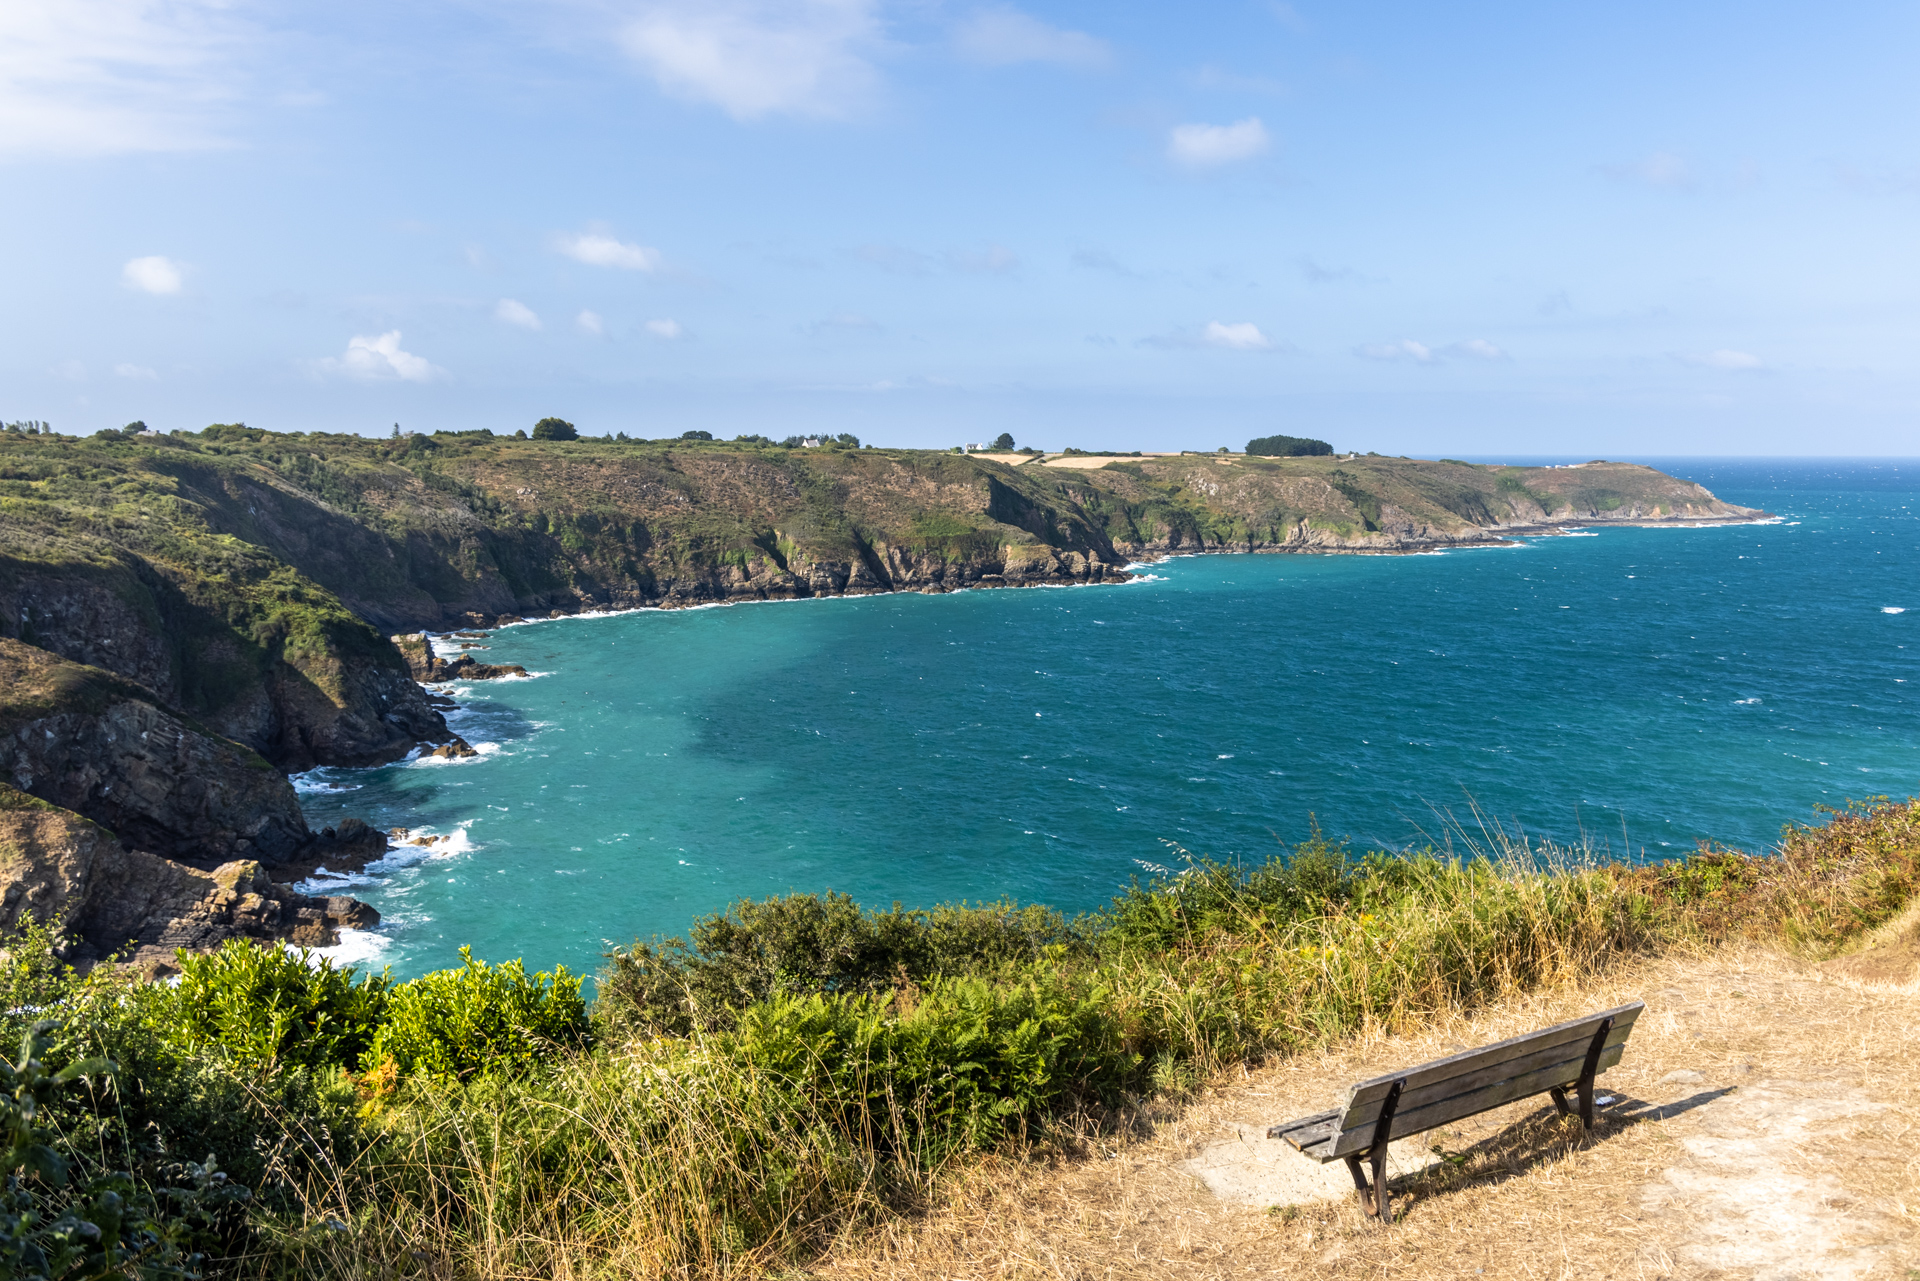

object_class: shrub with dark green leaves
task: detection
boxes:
[369,948,588,1081]
[159,941,389,1073]
[0,1020,249,1281]
[597,894,1085,1038]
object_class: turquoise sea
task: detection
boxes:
[295,459,1918,980]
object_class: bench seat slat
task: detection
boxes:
[1267,1108,1341,1158]
[1336,1021,1633,1131]
[1327,1043,1624,1157]
[1341,1001,1643,1109]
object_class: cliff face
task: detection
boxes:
[0,432,1763,651]
[0,637,312,866]
[0,442,450,769]
[0,787,375,975]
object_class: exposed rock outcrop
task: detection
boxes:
[0,787,375,975]
[392,634,529,682]
[0,638,312,867]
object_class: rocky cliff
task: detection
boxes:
[0,785,375,975]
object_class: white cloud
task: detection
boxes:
[953,7,1109,67]
[495,298,542,330]
[121,255,183,294]
[617,0,881,120]
[1684,349,1764,370]
[645,318,683,339]
[1445,338,1507,359]
[576,309,604,335]
[113,362,157,379]
[1168,117,1269,167]
[0,0,248,157]
[316,331,444,383]
[1203,321,1271,351]
[1358,338,1510,363]
[1357,339,1434,363]
[554,231,661,271]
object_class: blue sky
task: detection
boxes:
[4,1,1917,453]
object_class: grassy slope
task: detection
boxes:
[1,430,1758,633]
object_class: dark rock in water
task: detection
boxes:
[0,789,378,976]
[390,634,528,683]
[451,631,491,639]
[426,737,478,759]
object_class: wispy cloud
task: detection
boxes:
[1357,339,1434,363]
[947,244,1017,274]
[316,331,444,383]
[1167,117,1269,167]
[1446,338,1506,360]
[495,298,542,330]
[0,0,249,157]
[113,362,156,379]
[1680,348,1764,370]
[1357,337,1507,363]
[576,309,604,335]
[852,242,932,275]
[554,230,660,270]
[1601,151,1694,191]
[1204,321,1272,350]
[50,358,86,381]
[1072,249,1142,278]
[617,0,881,120]
[645,318,682,339]
[1297,256,1358,284]
[952,7,1109,67]
[1142,320,1280,351]
[122,255,183,294]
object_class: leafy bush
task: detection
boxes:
[597,894,1084,1038]
[0,1020,249,1281]
[158,941,389,1073]
[369,948,588,1081]
[1246,433,1332,457]
[531,417,578,441]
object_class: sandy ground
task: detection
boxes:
[815,948,1920,1280]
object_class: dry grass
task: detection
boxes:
[813,945,1920,1279]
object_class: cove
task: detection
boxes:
[294,459,1919,980]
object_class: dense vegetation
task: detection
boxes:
[1246,434,1333,457]
[3,798,1914,1279]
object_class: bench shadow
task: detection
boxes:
[1385,1087,1737,1218]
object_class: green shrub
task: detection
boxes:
[369,948,589,1081]
[1245,434,1332,457]
[159,940,389,1073]
[597,894,1085,1039]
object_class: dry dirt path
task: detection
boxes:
[816,949,1920,1280]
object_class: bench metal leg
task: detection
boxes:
[1575,1017,1613,1130]
[1347,1078,1404,1225]
[1548,1084,1571,1117]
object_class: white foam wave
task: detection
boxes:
[408,741,504,767]
[289,773,363,795]
[294,822,479,895]
[307,929,393,970]
[1883,607,1906,615]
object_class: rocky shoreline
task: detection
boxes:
[0,436,1770,975]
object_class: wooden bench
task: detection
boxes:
[1266,1000,1644,1224]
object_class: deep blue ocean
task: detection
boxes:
[294,459,1918,980]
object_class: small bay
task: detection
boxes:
[295,459,1919,979]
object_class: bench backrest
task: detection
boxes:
[1325,1000,1644,1157]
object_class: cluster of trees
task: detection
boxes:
[2,420,50,435]
[1246,433,1333,457]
